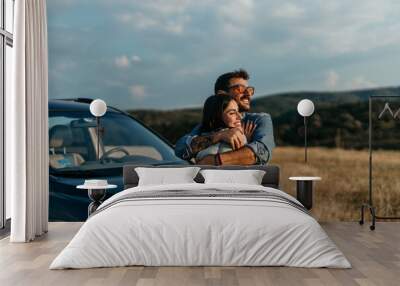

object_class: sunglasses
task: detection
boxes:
[228,84,255,96]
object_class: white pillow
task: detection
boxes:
[135,167,201,186]
[200,169,266,185]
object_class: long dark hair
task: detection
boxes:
[200,95,235,133]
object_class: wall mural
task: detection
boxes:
[46,1,400,223]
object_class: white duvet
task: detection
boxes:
[50,183,351,269]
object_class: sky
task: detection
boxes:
[47,0,400,110]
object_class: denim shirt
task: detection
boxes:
[174,112,275,164]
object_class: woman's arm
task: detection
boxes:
[190,127,246,155]
[196,146,256,165]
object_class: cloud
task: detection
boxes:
[116,12,190,35]
[325,70,339,89]
[49,59,77,80]
[289,1,400,55]
[114,1,193,35]
[131,55,142,63]
[118,12,159,29]
[216,0,254,36]
[217,0,254,24]
[53,60,77,72]
[350,76,377,90]
[324,71,377,90]
[104,79,124,88]
[272,3,305,19]
[114,55,142,68]
[47,0,400,109]
[114,55,130,68]
[176,66,209,77]
[165,20,186,34]
[129,84,147,98]
[136,0,190,16]
[49,0,79,7]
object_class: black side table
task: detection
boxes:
[289,177,321,210]
[77,184,117,216]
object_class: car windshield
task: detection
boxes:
[49,110,183,173]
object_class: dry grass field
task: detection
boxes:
[271,147,400,221]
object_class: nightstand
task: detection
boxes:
[289,177,321,210]
[77,183,117,216]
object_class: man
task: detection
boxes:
[175,69,275,165]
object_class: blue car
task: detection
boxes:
[49,99,187,221]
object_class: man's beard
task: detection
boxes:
[238,95,251,112]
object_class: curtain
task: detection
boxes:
[6,0,49,242]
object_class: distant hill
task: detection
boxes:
[251,87,400,117]
[128,87,400,149]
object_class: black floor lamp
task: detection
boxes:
[89,99,107,161]
[83,99,109,215]
[297,99,315,163]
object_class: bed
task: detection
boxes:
[50,165,351,269]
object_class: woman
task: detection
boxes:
[196,95,249,163]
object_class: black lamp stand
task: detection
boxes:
[304,116,308,163]
[96,117,100,161]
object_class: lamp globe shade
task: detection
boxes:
[90,99,107,117]
[297,99,315,117]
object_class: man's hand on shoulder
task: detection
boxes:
[190,127,246,156]
[243,121,257,142]
[214,127,246,150]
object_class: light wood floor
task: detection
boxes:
[0,222,399,286]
